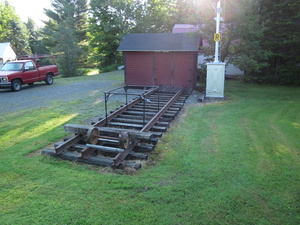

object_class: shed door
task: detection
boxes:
[153,53,172,86]
[125,52,154,86]
[173,52,193,88]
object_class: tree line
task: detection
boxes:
[0,0,299,84]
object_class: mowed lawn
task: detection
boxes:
[0,78,299,224]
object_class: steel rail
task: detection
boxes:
[140,88,183,132]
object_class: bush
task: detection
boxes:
[197,62,207,91]
[244,74,300,85]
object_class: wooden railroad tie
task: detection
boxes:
[60,124,152,167]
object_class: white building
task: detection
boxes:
[0,43,16,67]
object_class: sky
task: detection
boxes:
[7,0,52,27]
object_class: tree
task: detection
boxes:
[25,18,49,54]
[43,0,88,76]
[141,0,177,32]
[56,16,82,76]
[226,0,270,74]
[89,0,144,70]
[0,0,17,41]
[8,20,32,55]
[259,0,300,83]
[0,1,31,55]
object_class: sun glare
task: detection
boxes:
[8,0,51,26]
[195,0,216,19]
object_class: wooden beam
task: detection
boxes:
[54,134,83,155]
[42,149,141,169]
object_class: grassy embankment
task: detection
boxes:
[0,75,299,224]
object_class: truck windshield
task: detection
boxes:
[1,62,23,71]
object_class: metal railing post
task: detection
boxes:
[104,92,109,125]
[125,88,128,108]
[143,96,146,126]
[157,90,160,111]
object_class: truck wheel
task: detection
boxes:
[11,79,22,92]
[45,74,53,85]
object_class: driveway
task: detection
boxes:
[0,71,125,114]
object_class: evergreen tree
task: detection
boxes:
[25,18,49,54]
[8,20,32,55]
[260,0,300,83]
[43,0,88,77]
[0,0,17,42]
[226,0,270,74]
[0,1,31,55]
[56,16,82,76]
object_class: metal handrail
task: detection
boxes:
[100,86,159,126]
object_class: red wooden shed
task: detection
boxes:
[117,33,201,89]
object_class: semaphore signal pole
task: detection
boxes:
[214,0,221,62]
[206,0,226,98]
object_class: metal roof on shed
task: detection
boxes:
[117,33,201,52]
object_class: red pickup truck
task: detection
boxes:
[0,55,59,91]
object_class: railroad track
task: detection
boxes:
[42,86,191,169]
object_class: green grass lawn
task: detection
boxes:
[0,78,299,224]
